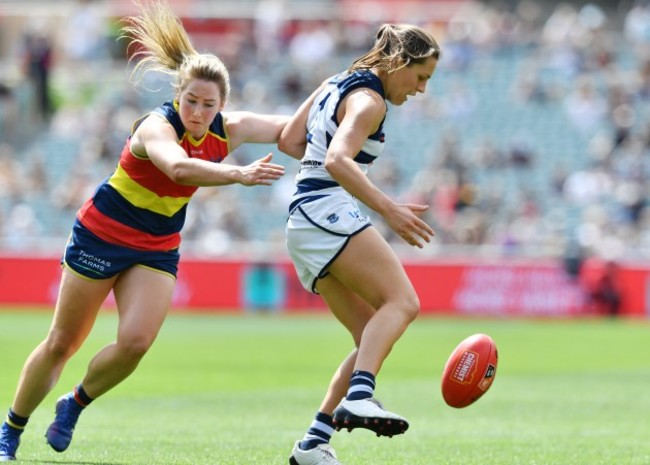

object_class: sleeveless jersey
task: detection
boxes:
[77,100,230,251]
[290,70,386,211]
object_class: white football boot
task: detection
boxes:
[332,398,409,437]
[289,440,342,465]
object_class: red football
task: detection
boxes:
[441,333,498,408]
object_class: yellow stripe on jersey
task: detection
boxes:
[209,128,231,154]
[108,164,191,217]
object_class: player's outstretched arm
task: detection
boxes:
[136,115,285,187]
[224,111,290,148]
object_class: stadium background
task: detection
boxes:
[0,0,649,316]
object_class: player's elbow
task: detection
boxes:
[277,138,302,159]
[276,137,292,154]
[324,156,345,177]
[167,163,195,186]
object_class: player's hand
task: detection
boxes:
[385,203,435,248]
[238,153,285,186]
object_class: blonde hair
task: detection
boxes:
[121,0,230,103]
[349,24,441,73]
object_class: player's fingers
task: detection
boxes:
[422,224,435,238]
[258,152,273,162]
[407,203,429,214]
[416,232,431,244]
[404,224,435,246]
[259,165,285,176]
[261,162,285,170]
[413,218,434,238]
[402,232,423,248]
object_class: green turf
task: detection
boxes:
[1,309,649,464]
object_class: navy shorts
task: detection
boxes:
[62,220,180,280]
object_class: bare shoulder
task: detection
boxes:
[348,86,385,109]
[221,110,251,126]
[221,110,251,138]
[131,113,177,156]
[340,87,386,128]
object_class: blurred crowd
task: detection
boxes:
[0,0,650,264]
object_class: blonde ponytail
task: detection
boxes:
[121,0,230,103]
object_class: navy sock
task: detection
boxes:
[73,384,94,407]
[299,412,335,450]
[5,409,28,432]
[346,370,376,400]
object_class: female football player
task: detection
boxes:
[279,23,441,465]
[0,1,289,460]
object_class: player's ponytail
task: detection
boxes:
[349,24,441,74]
[122,0,230,104]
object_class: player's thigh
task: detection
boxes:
[49,268,117,347]
[317,275,376,346]
[327,227,418,310]
[113,265,175,345]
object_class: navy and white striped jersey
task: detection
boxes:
[291,70,386,210]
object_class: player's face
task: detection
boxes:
[178,79,223,139]
[385,56,437,106]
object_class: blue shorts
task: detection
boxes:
[62,220,180,280]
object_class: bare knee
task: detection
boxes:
[43,333,81,362]
[401,293,420,323]
[116,336,154,362]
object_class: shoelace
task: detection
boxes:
[368,397,385,409]
[318,445,339,464]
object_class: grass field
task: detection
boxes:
[1,309,649,465]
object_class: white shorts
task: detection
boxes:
[286,191,371,293]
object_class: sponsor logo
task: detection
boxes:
[451,350,478,385]
[77,250,112,272]
[300,159,323,168]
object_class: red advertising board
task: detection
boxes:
[0,254,646,317]
[406,261,587,316]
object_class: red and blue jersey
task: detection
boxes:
[77,100,230,251]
